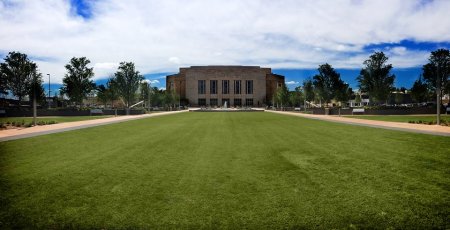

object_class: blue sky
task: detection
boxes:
[1,0,450,93]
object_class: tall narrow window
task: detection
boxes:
[234,80,241,94]
[210,80,217,94]
[245,80,253,94]
[222,80,229,94]
[198,80,206,94]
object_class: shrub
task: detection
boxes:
[24,122,33,127]
[47,120,57,125]
[37,121,46,126]
[0,122,5,129]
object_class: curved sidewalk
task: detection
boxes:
[0,110,187,142]
[267,110,450,137]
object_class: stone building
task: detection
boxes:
[166,66,285,107]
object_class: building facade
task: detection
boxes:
[166,66,285,107]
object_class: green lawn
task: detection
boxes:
[0,112,449,229]
[0,115,113,124]
[343,114,450,123]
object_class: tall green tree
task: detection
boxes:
[29,65,45,125]
[96,85,109,107]
[313,63,346,106]
[0,68,7,96]
[410,76,429,103]
[422,49,450,102]
[61,57,96,107]
[303,79,315,105]
[423,49,450,124]
[0,52,35,104]
[275,84,289,109]
[357,52,395,104]
[106,77,119,108]
[335,83,353,106]
[290,86,304,107]
[114,62,144,109]
[140,81,152,109]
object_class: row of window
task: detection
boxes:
[198,80,253,95]
[198,98,254,106]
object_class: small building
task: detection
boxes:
[166,66,285,107]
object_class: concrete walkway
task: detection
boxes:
[266,110,450,137]
[0,110,187,142]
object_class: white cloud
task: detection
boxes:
[0,0,449,83]
[143,79,160,85]
[286,81,299,85]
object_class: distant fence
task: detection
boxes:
[1,108,146,117]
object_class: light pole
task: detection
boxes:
[47,74,51,109]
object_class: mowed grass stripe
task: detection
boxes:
[0,112,449,229]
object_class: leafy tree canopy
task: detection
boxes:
[61,57,95,106]
[357,52,395,104]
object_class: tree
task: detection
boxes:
[357,52,395,104]
[313,64,334,106]
[312,63,347,107]
[423,49,450,124]
[275,84,289,109]
[96,85,109,107]
[0,68,7,96]
[303,79,315,107]
[114,62,144,111]
[423,49,450,102]
[105,77,119,108]
[290,86,304,107]
[28,66,45,125]
[0,52,35,104]
[335,83,353,107]
[139,81,152,109]
[410,76,429,103]
[61,57,95,107]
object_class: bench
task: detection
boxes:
[294,107,301,111]
[352,108,365,115]
[90,109,103,115]
[447,107,450,114]
[0,109,5,117]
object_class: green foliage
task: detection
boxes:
[0,52,36,103]
[274,84,289,107]
[410,76,430,103]
[357,52,395,104]
[61,57,96,106]
[303,79,315,102]
[114,62,144,108]
[313,63,339,104]
[422,49,450,99]
[28,70,46,104]
[96,84,109,107]
[289,86,304,107]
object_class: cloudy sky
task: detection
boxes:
[1,0,450,91]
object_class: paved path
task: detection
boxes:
[0,111,187,142]
[267,110,450,137]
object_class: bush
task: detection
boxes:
[24,122,33,127]
[0,122,5,129]
[47,120,57,125]
[37,121,46,126]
